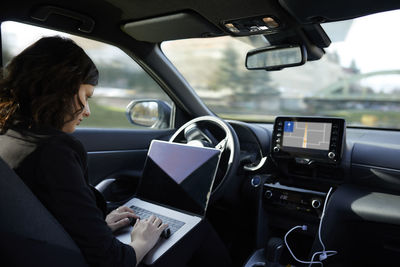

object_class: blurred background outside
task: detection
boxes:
[3,9,400,129]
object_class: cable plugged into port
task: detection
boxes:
[284,187,338,267]
[319,252,328,261]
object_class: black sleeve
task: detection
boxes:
[36,135,136,267]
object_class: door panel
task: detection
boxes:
[73,128,175,201]
[73,128,175,152]
[87,150,146,186]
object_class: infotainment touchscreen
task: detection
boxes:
[272,117,345,163]
[282,121,332,151]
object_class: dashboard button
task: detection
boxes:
[251,176,261,187]
[328,152,336,159]
[295,158,313,165]
[311,199,321,209]
[265,190,273,199]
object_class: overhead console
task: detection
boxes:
[271,116,345,165]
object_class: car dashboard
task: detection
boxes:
[228,116,400,266]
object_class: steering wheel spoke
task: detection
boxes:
[215,138,227,151]
[169,116,240,201]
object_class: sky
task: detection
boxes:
[324,9,400,73]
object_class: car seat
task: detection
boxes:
[0,157,89,267]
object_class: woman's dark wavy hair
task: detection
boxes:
[0,36,98,133]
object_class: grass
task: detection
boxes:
[79,100,136,128]
[218,113,275,122]
[219,109,400,129]
[322,110,400,128]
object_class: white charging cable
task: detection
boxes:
[284,225,323,266]
[309,187,338,266]
[284,187,338,267]
[310,250,338,265]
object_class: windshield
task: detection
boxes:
[162,10,400,129]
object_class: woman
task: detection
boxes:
[0,36,167,267]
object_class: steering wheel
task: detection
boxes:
[169,116,240,201]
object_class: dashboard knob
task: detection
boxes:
[328,152,335,159]
[251,176,261,187]
[273,146,280,152]
[311,199,321,209]
[265,190,273,199]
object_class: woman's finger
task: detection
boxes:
[158,223,169,234]
[110,218,130,230]
[117,206,135,214]
[153,217,162,226]
[111,212,138,223]
[132,218,140,230]
[147,215,156,223]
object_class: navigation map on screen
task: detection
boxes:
[282,121,332,150]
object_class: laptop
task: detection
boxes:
[115,140,221,265]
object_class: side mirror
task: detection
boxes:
[126,100,171,129]
[245,44,307,71]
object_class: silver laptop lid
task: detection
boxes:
[136,140,221,217]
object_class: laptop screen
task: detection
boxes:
[136,140,221,217]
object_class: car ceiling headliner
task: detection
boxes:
[1,0,400,43]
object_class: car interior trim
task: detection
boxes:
[87,149,148,155]
[244,156,267,171]
[122,12,223,42]
[264,182,326,196]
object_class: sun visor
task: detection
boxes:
[122,12,224,42]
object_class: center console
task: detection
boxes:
[245,117,346,266]
[263,182,326,217]
[264,116,346,216]
[265,116,346,212]
[267,116,346,186]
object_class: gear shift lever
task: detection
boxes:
[265,237,284,266]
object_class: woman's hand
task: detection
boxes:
[105,206,138,232]
[129,215,168,264]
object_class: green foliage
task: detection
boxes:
[240,69,272,93]
[208,45,242,91]
[322,109,400,129]
[96,61,159,92]
[208,44,275,94]
[79,100,137,128]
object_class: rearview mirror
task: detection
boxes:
[245,44,307,71]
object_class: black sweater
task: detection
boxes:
[1,129,136,267]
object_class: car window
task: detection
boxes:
[1,21,173,129]
[162,10,400,129]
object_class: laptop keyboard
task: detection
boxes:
[129,205,185,235]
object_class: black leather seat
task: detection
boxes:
[0,157,89,267]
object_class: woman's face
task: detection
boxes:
[62,84,94,133]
